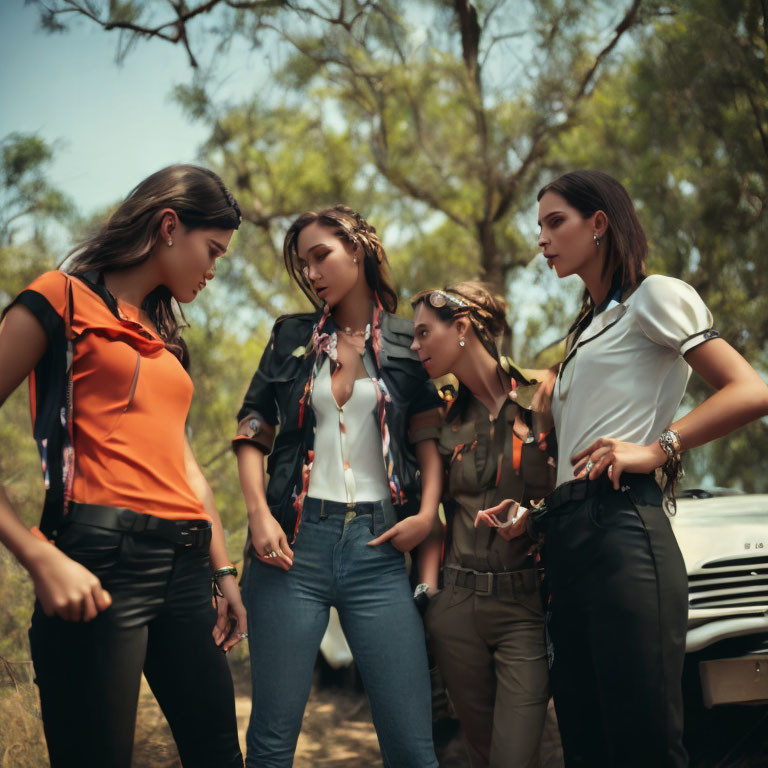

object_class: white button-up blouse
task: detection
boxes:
[551,274,716,489]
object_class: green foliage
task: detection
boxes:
[1,4,766,759]
[1,133,73,247]
[551,0,768,489]
[184,292,272,559]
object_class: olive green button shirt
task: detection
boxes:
[438,367,556,573]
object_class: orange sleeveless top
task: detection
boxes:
[19,271,208,522]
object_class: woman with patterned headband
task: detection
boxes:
[233,205,442,767]
[409,281,557,768]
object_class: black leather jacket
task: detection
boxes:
[233,309,442,536]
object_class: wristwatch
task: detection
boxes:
[413,583,431,614]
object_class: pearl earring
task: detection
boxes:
[459,338,465,347]
[593,234,601,248]
[167,239,173,247]
[353,257,358,264]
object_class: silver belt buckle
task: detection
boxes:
[473,571,494,595]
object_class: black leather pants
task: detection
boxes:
[28,521,243,768]
[537,474,689,768]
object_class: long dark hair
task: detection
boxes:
[537,170,646,343]
[283,205,398,313]
[65,164,241,365]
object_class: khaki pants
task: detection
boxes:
[425,574,549,768]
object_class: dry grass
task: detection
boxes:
[0,661,48,768]
[0,542,555,768]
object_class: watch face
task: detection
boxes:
[413,583,430,599]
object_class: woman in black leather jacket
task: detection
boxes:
[233,205,443,768]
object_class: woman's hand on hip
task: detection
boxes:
[28,544,112,622]
[368,512,433,552]
[571,437,667,489]
[213,574,248,652]
[249,510,294,570]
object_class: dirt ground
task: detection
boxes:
[6,661,767,767]
[132,659,565,768]
[131,665,768,768]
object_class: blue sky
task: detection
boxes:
[0,1,239,216]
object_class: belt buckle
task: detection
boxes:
[473,571,494,596]
[183,523,209,548]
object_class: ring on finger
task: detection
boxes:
[585,459,595,473]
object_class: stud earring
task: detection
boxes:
[459,337,465,347]
[593,234,601,248]
[167,239,173,247]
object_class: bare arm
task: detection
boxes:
[184,437,237,572]
[184,437,247,650]
[672,338,768,449]
[0,306,112,621]
[369,438,443,552]
[414,438,443,523]
[236,442,293,570]
[573,338,768,486]
[416,513,444,592]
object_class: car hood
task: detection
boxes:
[670,494,768,572]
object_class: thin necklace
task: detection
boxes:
[338,324,371,340]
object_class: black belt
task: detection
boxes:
[66,503,212,548]
[444,565,541,597]
[543,472,654,514]
[305,497,386,520]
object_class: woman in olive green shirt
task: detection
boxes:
[410,281,556,768]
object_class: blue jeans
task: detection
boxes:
[243,497,438,768]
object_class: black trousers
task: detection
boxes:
[28,522,243,768]
[538,474,688,768]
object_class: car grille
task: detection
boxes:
[688,554,768,610]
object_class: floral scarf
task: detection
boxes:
[290,303,405,540]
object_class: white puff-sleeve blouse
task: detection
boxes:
[551,274,717,489]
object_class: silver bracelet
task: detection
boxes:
[658,428,682,463]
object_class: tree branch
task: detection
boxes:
[36,0,278,67]
[494,0,645,222]
[453,0,481,90]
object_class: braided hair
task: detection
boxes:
[411,281,510,362]
[283,205,398,313]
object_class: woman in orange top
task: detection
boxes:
[0,165,246,768]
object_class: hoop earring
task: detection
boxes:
[593,234,601,248]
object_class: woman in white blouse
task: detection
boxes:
[480,170,768,767]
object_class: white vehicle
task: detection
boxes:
[670,489,768,764]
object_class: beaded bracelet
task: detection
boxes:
[211,565,238,600]
[213,564,238,580]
